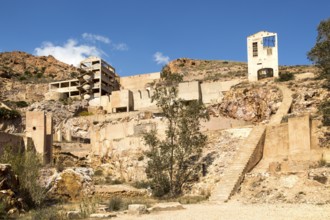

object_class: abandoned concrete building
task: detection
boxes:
[0,111,54,164]
[48,56,120,105]
[247,31,279,81]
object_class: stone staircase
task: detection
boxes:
[209,125,266,202]
[269,84,293,125]
[209,84,293,203]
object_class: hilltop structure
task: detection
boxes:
[46,56,241,113]
[48,57,120,106]
[247,31,279,81]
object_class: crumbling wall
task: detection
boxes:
[257,115,329,172]
[120,72,160,90]
[201,80,240,104]
[0,132,25,154]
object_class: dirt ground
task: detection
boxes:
[116,201,330,220]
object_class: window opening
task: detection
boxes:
[263,36,275,47]
[253,42,258,57]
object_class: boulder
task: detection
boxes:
[89,213,116,218]
[46,167,94,201]
[128,204,147,215]
[0,164,25,216]
[148,202,184,212]
[66,210,82,219]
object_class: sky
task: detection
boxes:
[0,0,329,77]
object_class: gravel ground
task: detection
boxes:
[116,201,330,220]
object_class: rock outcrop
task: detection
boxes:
[0,51,79,103]
[0,164,25,216]
[0,51,78,80]
[45,167,94,202]
[217,83,282,122]
[164,58,247,81]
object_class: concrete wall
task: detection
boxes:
[247,31,279,81]
[288,115,311,161]
[201,116,251,132]
[120,72,160,90]
[200,80,240,104]
[26,111,46,154]
[257,115,329,172]
[109,90,134,112]
[178,81,201,101]
[132,90,156,110]
[0,132,25,154]
[263,123,289,160]
[91,118,166,156]
[26,111,53,163]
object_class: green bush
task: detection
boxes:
[94,169,103,176]
[15,101,29,108]
[131,180,150,189]
[0,107,20,119]
[18,75,27,81]
[36,72,43,78]
[108,197,124,211]
[277,72,294,82]
[105,177,123,185]
[0,201,7,219]
[79,197,98,218]
[30,206,68,220]
[78,111,93,117]
[319,100,330,126]
[0,147,46,208]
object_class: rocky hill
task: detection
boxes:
[164,58,247,82]
[0,51,78,81]
[0,51,80,103]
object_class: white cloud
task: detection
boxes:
[153,52,170,65]
[34,39,104,66]
[82,33,110,44]
[112,43,128,51]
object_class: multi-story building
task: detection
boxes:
[48,56,120,104]
[247,31,279,81]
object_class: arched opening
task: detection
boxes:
[258,68,274,80]
[138,90,142,99]
[146,89,150,98]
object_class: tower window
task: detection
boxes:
[252,42,258,57]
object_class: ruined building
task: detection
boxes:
[247,31,279,81]
[48,56,120,106]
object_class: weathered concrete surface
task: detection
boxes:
[269,84,292,125]
[209,125,266,202]
[120,72,160,90]
[0,132,25,154]
[26,111,53,163]
[109,89,134,112]
[178,81,201,101]
[201,80,240,104]
[288,115,311,161]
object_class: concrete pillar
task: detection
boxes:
[288,115,311,161]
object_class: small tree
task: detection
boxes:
[308,18,330,126]
[308,17,330,85]
[144,70,209,197]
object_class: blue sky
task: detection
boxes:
[0,0,329,76]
